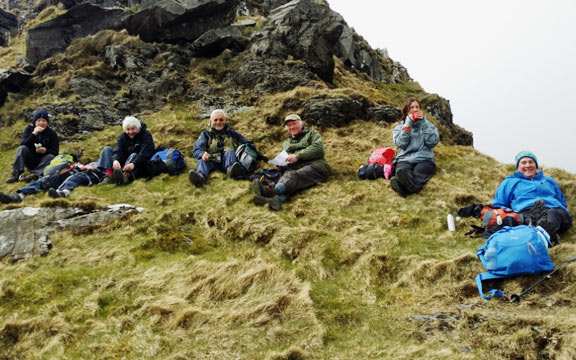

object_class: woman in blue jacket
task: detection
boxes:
[390,97,439,197]
[493,151,572,242]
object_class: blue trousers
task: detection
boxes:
[196,149,237,177]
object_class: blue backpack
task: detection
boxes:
[149,148,186,176]
[476,225,554,300]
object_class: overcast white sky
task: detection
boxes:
[328,0,576,174]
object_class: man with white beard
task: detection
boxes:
[188,109,249,187]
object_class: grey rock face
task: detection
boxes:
[0,204,140,261]
[367,106,401,125]
[335,26,410,84]
[123,0,239,44]
[301,96,366,127]
[422,95,473,146]
[0,8,18,47]
[191,26,247,57]
[26,3,129,65]
[250,0,345,83]
[0,68,32,107]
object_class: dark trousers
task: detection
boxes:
[278,164,328,196]
[520,206,573,235]
[12,145,55,176]
[395,160,436,191]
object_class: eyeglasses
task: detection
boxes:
[212,118,225,122]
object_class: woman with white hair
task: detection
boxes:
[99,116,156,186]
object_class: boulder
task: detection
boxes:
[301,96,365,128]
[0,8,18,47]
[367,105,401,125]
[123,0,240,44]
[0,204,140,261]
[191,26,247,57]
[231,57,317,96]
[26,3,129,65]
[0,69,32,107]
[250,0,345,83]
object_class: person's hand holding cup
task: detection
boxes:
[411,110,423,122]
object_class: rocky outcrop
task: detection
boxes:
[421,94,473,146]
[26,3,129,65]
[250,0,345,83]
[301,96,365,127]
[0,204,141,261]
[191,26,247,57]
[0,8,18,47]
[0,69,32,107]
[123,0,239,44]
[336,26,410,84]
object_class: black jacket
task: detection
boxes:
[21,125,59,157]
[112,123,155,167]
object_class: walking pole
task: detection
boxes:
[510,255,576,303]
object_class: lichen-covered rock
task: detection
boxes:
[191,26,247,57]
[250,0,345,83]
[0,8,18,47]
[123,0,239,44]
[301,96,366,128]
[0,204,140,261]
[0,68,32,107]
[26,3,129,65]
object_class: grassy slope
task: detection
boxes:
[1,31,576,360]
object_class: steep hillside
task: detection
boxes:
[1,1,576,359]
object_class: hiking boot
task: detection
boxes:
[0,192,22,204]
[252,195,282,211]
[395,168,418,194]
[390,177,409,197]
[5,170,21,184]
[252,179,275,197]
[113,169,133,186]
[48,188,68,198]
[530,200,548,226]
[100,175,114,185]
[20,173,39,183]
[226,162,243,180]
[188,170,206,188]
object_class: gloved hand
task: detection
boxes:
[458,203,484,218]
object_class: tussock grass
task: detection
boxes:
[1,27,576,359]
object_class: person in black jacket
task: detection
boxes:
[99,116,155,186]
[6,109,59,183]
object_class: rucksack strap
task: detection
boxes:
[476,273,508,301]
[165,149,175,174]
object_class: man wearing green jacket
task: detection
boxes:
[253,114,329,210]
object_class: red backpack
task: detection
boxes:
[359,147,395,180]
[481,205,524,236]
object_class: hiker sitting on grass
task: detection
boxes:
[0,147,113,203]
[492,151,572,243]
[5,109,59,184]
[252,114,329,211]
[390,97,439,197]
[103,116,155,186]
[188,109,248,187]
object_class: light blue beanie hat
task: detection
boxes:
[515,150,538,169]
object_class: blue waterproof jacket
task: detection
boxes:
[492,170,569,213]
[393,116,439,164]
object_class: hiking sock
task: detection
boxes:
[274,182,286,196]
[390,177,409,197]
[395,168,418,194]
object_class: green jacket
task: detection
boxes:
[282,127,329,173]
